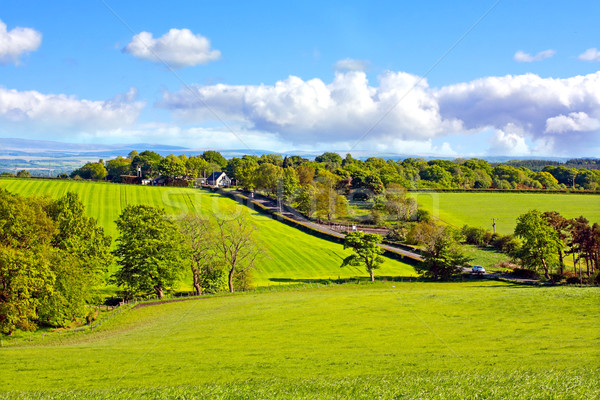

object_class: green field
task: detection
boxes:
[409,191,600,234]
[0,178,416,286]
[1,281,598,399]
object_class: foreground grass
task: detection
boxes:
[409,191,600,234]
[0,178,416,286]
[1,282,598,399]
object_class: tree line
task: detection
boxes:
[54,151,600,192]
[405,209,600,283]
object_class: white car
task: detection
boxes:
[472,265,485,274]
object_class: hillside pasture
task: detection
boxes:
[0,282,598,399]
[0,178,416,285]
[409,191,600,234]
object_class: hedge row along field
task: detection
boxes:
[409,191,600,234]
[0,178,416,285]
[1,282,598,399]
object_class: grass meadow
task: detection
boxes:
[0,178,416,286]
[409,191,600,234]
[0,281,598,399]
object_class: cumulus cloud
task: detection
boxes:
[123,28,221,68]
[578,48,600,62]
[0,87,145,137]
[513,49,555,62]
[158,70,600,156]
[334,58,370,72]
[437,72,600,155]
[0,20,42,65]
[545,112,600,133]
[487,128,530,156]
[160,71,462,148]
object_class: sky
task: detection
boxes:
[1,0,599,157]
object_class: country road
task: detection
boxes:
[215,188,544,284]
[227,188,425,262]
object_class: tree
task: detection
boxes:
[0,246,54,335]
[411,222,469,280]
[315,152,342,168]
[383,183,410,222]
[514,210,562,279]
[178,214,225,295]
[40,193,112,326]
[214,213,262,293]
[255,163,283,195]
[296,164,316,186]
[159,154,186,177]
[341,232,384,282]
[70,161,107,180]
[16,170,31,178]
[282,167,299,203]
[106,156,132,182]
[112,205,185,299]
[202,150,228,169]
[542,211,569,274]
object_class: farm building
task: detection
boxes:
[207,172,231,187]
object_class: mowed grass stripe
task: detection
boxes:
[0,179,415,283]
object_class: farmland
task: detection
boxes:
[1,281,598,399]
[0,178,416,285]
[409,191,600,234]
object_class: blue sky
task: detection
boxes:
[1,0,599,157]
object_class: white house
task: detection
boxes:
[206,172,231,187]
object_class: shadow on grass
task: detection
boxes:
[269,276,425,285]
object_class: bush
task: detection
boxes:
[566,276,582,285]
[491,234,521,254]
[509,268,539,280]
[461,225,489,246]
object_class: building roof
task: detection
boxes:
[207,171,227,181]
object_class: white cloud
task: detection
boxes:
[0,87,145,138]
[0,20,42,65]
[487,128,530,156]
[545,112,600,133]
[333,58,370,72]
[160,71,463,151]
[123,28,221,68]
[160,70,600,155]
[578,48,600,62]
[513,49,555,62]
[436,71,600,155]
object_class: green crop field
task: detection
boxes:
[409,191,600,234]
[0,178,416,286]
[1,281,598,399]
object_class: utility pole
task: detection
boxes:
[491,218,497,234]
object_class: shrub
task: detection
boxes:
[509,268,539,280]
[461,225,489,246]
[566,276,581,285]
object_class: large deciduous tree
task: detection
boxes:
[113,205,185,299]
[514,210,562,279]
[341,232,384,282]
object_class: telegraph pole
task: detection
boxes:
[491,218,497,234]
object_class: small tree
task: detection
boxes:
[113,205,185,299]
[341,232,384,282]
[214,213,262,293]
[412,222,469,280]
[178,214,225,295]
